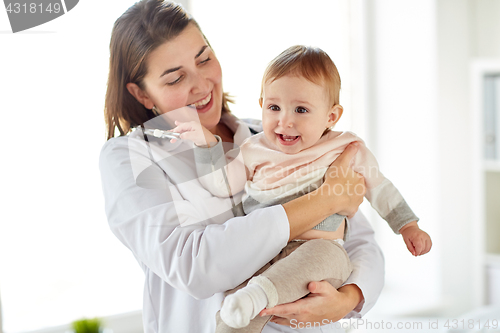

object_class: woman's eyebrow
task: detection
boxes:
[160,66,181,78]
[195,45,208,59]
[159,45,209,78]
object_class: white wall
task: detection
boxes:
[358,0,442,317]
[435,0,500,316]
[470,0,500,58]
[435,0,476,316]
[363,0,500,318]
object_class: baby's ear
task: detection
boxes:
[259,98,263,108]
[327,105,343,127]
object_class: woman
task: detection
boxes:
[99,1,384,332]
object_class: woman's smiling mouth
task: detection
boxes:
[190,91,213,113]
[193,93,211,108]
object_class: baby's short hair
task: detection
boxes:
[260,45,341,107]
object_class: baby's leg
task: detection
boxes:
[253,239,352,306]
[217,239,351,332]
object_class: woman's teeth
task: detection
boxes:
[193,93,211,108]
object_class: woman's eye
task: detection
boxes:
[167,76,183,86]
[200,57,211,64]
[269,105,280,111]
[295,106,308,114]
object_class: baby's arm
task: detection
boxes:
[350,136,432,256]
[171,120,247,198]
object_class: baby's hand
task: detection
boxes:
[170,120,217,147]
[399,221,432,256]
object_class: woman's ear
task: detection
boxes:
[327,105,343,128]
[126,83,155,109]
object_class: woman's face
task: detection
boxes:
[134,24,223,131]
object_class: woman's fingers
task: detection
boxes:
[260,300,300,317]
[269,316,292,326]
[308,280,329,295]
[260,281,332,318]
[322,142,365,217]
[268,316,286,326]
[331,142,359,169]
[262,281,354,327]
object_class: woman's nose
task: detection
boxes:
[191,70,210,95]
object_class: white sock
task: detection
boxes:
[220,283,268,328]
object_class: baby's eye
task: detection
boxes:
[269,105,280,111]
[295,106,308,114]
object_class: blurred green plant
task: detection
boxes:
[71,318,102,333]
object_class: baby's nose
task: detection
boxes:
[278,113,293,128]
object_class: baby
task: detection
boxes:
[171,45,432,332]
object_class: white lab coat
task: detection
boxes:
[99,113,384,333]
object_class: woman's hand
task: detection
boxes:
[282,142,365,241]
[170,120,218,147]
[259,281,363,327]
[321,142,366,217]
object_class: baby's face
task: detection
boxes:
[261,75,338,154]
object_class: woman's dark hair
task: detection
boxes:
[104,0,232,140]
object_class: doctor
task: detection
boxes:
[99,1,384,332]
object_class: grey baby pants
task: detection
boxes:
[215,238,352,333]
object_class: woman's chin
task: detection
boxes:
[200,107,221,129]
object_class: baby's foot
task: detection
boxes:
[220,293,252,328]
[220,284,268,328]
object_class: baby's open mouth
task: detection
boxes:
[279,134,299,141]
